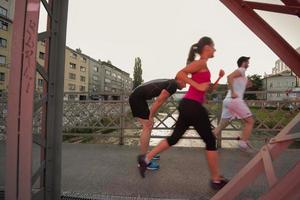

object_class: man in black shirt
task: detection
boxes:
[129,78,186,170]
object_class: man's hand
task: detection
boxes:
[231,91,238,98]
[219,69,225,78]
[247,80,253,88]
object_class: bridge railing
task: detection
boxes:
[61,91,300,147]
[1,91,300,147]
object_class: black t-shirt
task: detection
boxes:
[132,79,178,100]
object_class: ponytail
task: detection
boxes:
[186,43,199,65]
[186,37,213,65]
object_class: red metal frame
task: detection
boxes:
[5,0,40,199]
[259,162,300,200]
[4,0,27,198]
[281,0,300,7]
[212,113,300,199]
[213,0,300,199]
[220,0,300,77]
[19,1,41,199]
[245,1,300,16]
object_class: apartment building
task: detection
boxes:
[272,47,300,86]
[0,0,14,93]
[101,61,132,100]
[88,57,103,97]
[64,47,89,100]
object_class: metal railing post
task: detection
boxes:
[216,93,223,148]
[119,93,125,145]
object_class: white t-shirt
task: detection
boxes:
[225,67,248,99]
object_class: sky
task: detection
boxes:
[39,0,300,83]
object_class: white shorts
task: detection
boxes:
[221,98,252,120]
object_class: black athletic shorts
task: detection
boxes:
[129,93,150,120]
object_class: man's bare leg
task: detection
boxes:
[213,118,230,136]
[138,118,154,154]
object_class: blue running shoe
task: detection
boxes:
[147,161,160,170]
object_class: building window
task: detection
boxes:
[112,88,116,93]
[82,57,87,63]
[0,20,8,31]
[38,79,43,86]
[105,78,111,83]
[92,75,98,81]
[0,55,6,65]
[104,86,110,91]
[68,84,76,91]
[71,52,77,59]
[94,66,98,72]
[0,38,7,48]
[79,86,85,92]
[112,73,116,78]
[68,95,76,100]
[80,76,86,82]
[69,73,76,80]
[80,66,86,72]
[69,63,76,69]
[39,52,45,60]
[105,70,111,75]
[0,72,4,81]
[117,75,121,80]
[292,82,294,87]
[92,85,97,92]
[0,7,7,17]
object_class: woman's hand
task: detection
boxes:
[219,69,225,78]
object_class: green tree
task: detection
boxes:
[244,74,263,100]
[133,57,143,89]
[76,48,82,53]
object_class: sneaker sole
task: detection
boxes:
[147,167,160,170]
[239,147,256,154]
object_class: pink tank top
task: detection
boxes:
[184,70,211,103]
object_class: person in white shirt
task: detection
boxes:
[214,56,255,152]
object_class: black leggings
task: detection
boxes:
[167,98,217,151]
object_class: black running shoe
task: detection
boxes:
[137,154,147,178]
[210,177,229,190]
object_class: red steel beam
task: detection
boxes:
[18,0,41,199]
[281,0,300,7]
[245,1,300,16]
[259,162,300,200]
[212,112,300,200]
[5,0,41,199]
[220,0,300,77]
[5,0,27,198]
